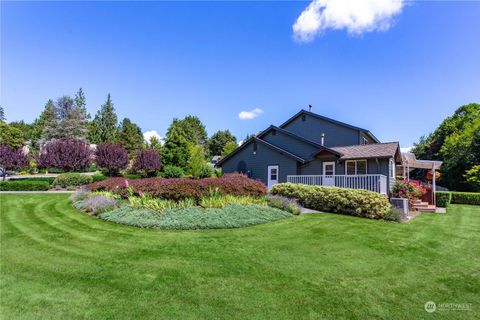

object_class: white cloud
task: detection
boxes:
[401,146,412,153]
[143,130,164,144]
[293,0,405,42]
[238,108,264,120]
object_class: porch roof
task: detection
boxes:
[402,152,442,170]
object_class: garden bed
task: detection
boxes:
[98,205,292,230]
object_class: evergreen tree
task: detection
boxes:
[116,118,144,156]
[147,136,163,157]
[74,88,89,119]
[88,94,118,143]
[0,106,5,122]
[31,100,56,151]
[41,96,87,142]
[208,130,237,156]
[161,122,190,170]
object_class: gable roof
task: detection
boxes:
[216,137,307,167]
[329,142,401,162]
[280,109,380,143]
[256,125,323,148]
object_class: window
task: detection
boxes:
[389,159,395,178]
[301,114,306,121]
[253,142,257,154]
[270,168,278,180]
[272,129,276,136]
[345,160,367,175]
[361,137,368,145]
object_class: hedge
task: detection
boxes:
[87,173,267,200]
[0,180,50,191]
[436,191,480,206]
[271,183,391,219]
[8,177,55,185]
[53,173,93,188]
[435,192,452,208]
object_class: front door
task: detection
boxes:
[267,165,279,189]
[322,162,335,186]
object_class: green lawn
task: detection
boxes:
[1,194,479,319]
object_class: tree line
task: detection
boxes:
[411,103,479,192]
[0,88,239,178]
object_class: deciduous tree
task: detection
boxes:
[36,139,93,172]
[0,144,29,180]
[95,143,128,176]
[133,149,161,177]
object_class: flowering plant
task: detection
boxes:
[392,180,426,208]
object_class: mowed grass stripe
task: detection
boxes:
[1,194,479,319]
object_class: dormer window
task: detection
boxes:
[361,137,368,145]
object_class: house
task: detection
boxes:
[217,109,402,195]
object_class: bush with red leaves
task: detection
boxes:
[37,139,93,171]
[87,173,267,200]
[95,143,128,176]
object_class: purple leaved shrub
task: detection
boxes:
[95,143,128,176]
[37,139,93,171]
[0,144,29,180]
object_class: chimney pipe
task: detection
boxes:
[309,104,312,112]
[321,133,325,146]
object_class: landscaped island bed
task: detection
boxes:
[1,193,479,319]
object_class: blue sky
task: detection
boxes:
[1,1,479,147]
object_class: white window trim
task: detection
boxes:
[361,137,368,145]
[322,161,335,176]
[345,160,368,175]
[389,158,396,178]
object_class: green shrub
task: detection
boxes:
[0,180,50,191]
[53,173,93,188]
[199,164,214,179]
[450,192,480,205]
[91,173,108,183]
[436,192,452,208]
[435,191,479,206]
[271,183,391,219]
[162,165,184,178]
[9,177,55,185]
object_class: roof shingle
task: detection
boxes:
[329,142,400,160]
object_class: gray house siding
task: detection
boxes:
[281,114,360,147]
[360,132,377,144]
[221,141,299,185]
[262,130,318,160]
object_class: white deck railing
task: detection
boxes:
[286,174,388,195]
